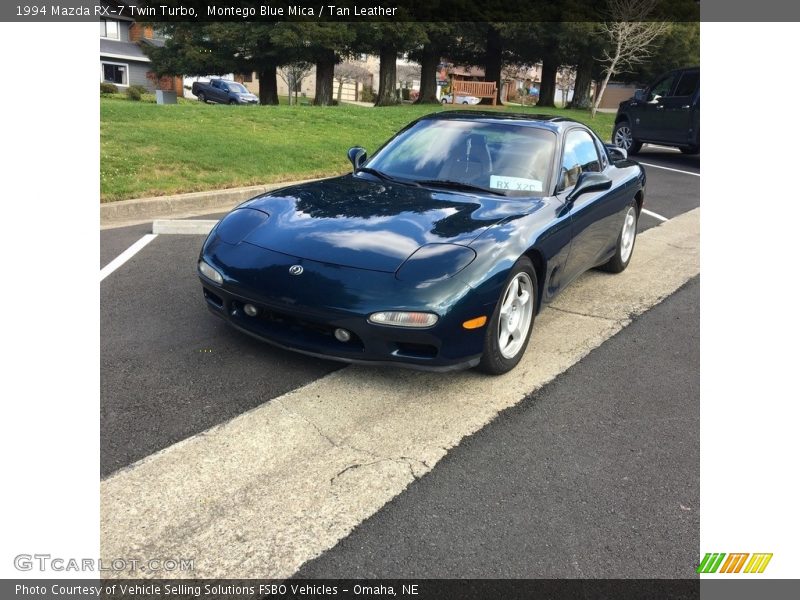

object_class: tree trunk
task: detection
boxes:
[414,43,440,104]
[537,59,557,108]
[569,55,593,109]
[257,64,279,105]
[482,25,503,106]
[375,45,399,106]
[591,69,613,119]
[314,49,336,106]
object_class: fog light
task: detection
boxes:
[198,260,223,285]
[243,303,259,317]
[369,311,439,328]
[334,328,352,342]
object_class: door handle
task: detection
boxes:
[682,105,691,109]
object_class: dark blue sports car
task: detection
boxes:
[198,112,646,374]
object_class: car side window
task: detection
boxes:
[673,71,699,97]
[647,74,676,102]
[211,80,221,89]
[561,130,602,189]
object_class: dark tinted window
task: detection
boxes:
[648,74,676,101]
[673,71,699,97]
[561,130,601,189]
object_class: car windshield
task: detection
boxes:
[365,119,556,197]
[228,83,248,93]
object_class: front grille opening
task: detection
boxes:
[203,288,224,308]
[394,342,438,359]
[230,300,365,352]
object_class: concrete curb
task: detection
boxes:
[100,178,322,229]
[152,219,218,235]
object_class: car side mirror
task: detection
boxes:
[633,89,646,102]
[565,172,612,204]
[606,145,627,161]
[347,146,367,173]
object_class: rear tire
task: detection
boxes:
[441,98,449,104]
[478,258,538,375]
[612,120,642,154]
[599,202,638,273]
[197,92,206,103]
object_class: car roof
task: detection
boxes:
[420,110,584,133]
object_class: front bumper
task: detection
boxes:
[199,241,489,371]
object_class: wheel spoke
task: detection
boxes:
[517,289,530,307]
[499,328,511,350]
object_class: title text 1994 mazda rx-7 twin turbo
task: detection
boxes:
[198,112,646,374]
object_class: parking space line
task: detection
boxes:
[642,208,669,222]
[639,162,700,177]
[100,234,158,282]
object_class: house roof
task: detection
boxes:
[140,37,165,49]
[100,39,150,62]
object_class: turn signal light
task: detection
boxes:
[462,316,487,329]
[369,311,438,328]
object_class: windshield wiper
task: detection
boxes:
[416,179,507,196]
[356,167,422,187]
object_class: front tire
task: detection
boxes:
[478,258,537,375]
[599,203,638,273]
[613,120,642,154]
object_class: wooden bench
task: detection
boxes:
[452,80,498,106]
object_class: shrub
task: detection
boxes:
[360,86,375,102]
[100,82,118,95]
[126,85,148,101]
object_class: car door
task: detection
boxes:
[633,72,678,142]
[210,80,225,102]
[558,128,626,284]
[658,69,700,145]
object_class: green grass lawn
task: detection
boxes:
[100,97,616,202]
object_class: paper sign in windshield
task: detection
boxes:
[489,175,543,192]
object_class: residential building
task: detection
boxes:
[99,2,182,94]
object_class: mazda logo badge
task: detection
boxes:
[289,265,304,275]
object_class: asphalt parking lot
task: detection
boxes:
[100,147,699,578]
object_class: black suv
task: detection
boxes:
[612,66,699,155]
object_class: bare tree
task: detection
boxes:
[396,63,421,88]
[591,0,671,118]
[333,62,372,102]
[557,66,576,107]
[278,61,313,105]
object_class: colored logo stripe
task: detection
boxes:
[719,553,749,573]
[744,553,773,574]
[698,552,773,574]
[697,553,726,573]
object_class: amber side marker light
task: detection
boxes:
[462,316,487,329]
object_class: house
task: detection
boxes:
[99,2,183,94]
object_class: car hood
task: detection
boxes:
[234,175,535,272]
